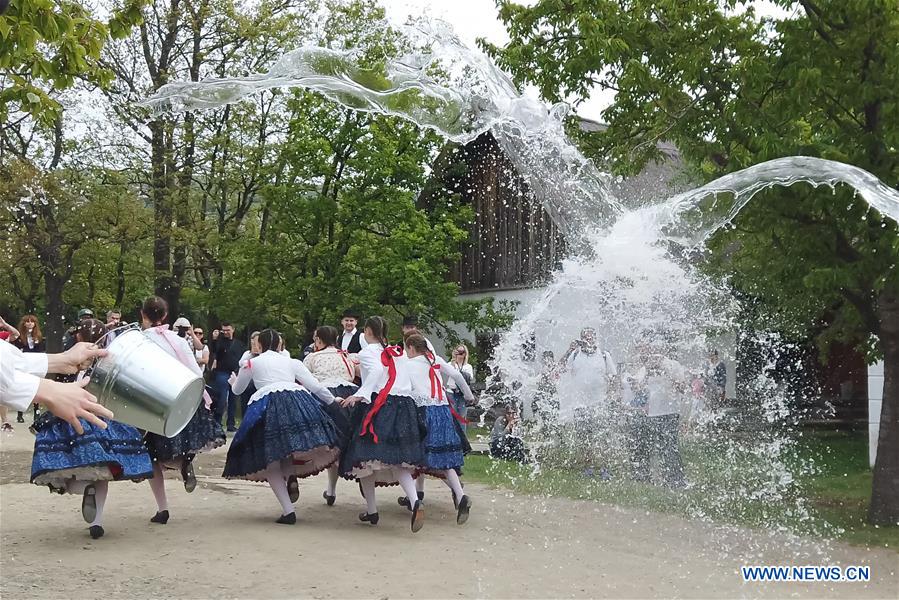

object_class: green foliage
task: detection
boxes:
[485,0,899,360]
[0,0,145,126]
[463,430,899,548]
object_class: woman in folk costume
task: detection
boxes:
[223,329,341,524]
[302,325,358,506]
[400,334,475,524]
[339,316,427,532]
[141,296,225,525]
[29,319,154,539]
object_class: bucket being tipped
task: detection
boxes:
[86,325,204,437]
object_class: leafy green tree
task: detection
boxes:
[0,0,144,128]
[485,0,899,524]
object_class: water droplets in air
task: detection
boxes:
[142,12,899,555]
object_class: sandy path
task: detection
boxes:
[1,431,895,599]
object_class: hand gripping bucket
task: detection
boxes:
[86,324,204,437]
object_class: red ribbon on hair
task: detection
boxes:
[427,352,468,425]
[360,345,404,443]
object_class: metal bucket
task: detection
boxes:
[86,324,204,437]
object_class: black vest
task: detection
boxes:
[337,330,363,354]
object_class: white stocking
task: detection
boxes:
[91,480,109,526]
[148,463,168,511]
[394,468,419,507]
[443,469,465,501]
[360,475,377,514]
[266,461,294,516]
[326,465,339,496]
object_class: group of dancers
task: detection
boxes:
[29,297,476,538]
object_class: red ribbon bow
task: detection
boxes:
[360,345,404,443]
[426,352,468,425]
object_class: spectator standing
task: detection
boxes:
[625,344,688,487]
[104,310,123,344]
[192,326,210,370]
[705,350,727,404]
[209,323,246,432]
[13,314,45,424]
[0,315,20,343]
[446,344,475,431]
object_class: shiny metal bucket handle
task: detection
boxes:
[83,322,142,379]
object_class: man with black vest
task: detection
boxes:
[336,310,363,354]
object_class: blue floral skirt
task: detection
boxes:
[31,415,153,489]
[222,389,340,481]
[339,394,426,485]
[419,404,465,474]
[144,404,225,464]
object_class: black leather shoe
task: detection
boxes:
[81,484,97,524]
[181,460,197,493]
[287,475,299,503]
[323,490,336,506]
[358,512,379,525]
[456,495,471,525]
[150,510,169,524]
[276,512,296,525]
[411,500,424,533]
[89,525,105,539]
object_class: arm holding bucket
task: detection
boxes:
[0,340,112,433]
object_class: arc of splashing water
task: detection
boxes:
[140,19,622,236]
[659,156,899,248]
[142,19,898,242]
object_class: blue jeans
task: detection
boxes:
[213,371,237,430]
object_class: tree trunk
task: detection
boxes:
[43,272,66,354]
[150,119,173,313]
[115,241,127,307]
[869,292,899,525]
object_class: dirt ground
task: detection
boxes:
[1,430,896,599]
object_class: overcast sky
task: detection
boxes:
[378,0,616,122]
[378,0,795,123]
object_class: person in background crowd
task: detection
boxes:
[624,341,687,487]
[557,327,617,416]
[209,322,246,432]
[705,350,727,405]
[0,315,20,343]
[490,404,527,463]
[104,310,123,344]
[63,309,95,352]
[173,317,204,352]
[446,344,475,432]
[534,350,561,422]
[13,314,45,425]
[193,326,210,370]
[336,309,363,354]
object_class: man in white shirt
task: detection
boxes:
[0,339,113,434]
[624,343,687,487]
[557,327,617,419]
